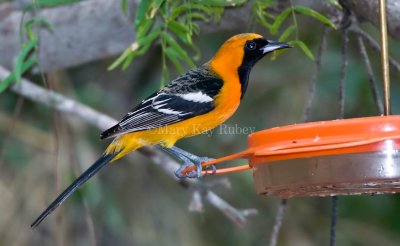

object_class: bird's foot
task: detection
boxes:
[157,145,216,178]
[204,162,217,175]
[175,162,200,179]
[191,156,216,176]
[175,157,216,179]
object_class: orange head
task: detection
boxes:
[210,33,291,98]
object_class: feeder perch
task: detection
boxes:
[182,116,400,198]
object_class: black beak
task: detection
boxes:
[260,40,292,54]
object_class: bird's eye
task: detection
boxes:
[246,41,256,50]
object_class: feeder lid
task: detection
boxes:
[248,115,400,163]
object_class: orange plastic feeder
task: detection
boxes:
[183,115,400,198]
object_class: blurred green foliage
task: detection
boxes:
[110,0,334,85]
[1,0,400,246]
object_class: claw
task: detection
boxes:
[193,157,215,176]
[162,145,216,179]
[196,164,202,178]
[174,162,200,179]
[174,166,187,179]
[204,164,217,175]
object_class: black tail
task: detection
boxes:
[31,153,116,229]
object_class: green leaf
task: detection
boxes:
[108,26,162,70]
[257,18,272,30]
[121,0,128,15]
[136,18,153,38]
[0,57,36,93]
[0,76,15,93]
[25,18,53,40]
[122,51,138,70]
[136,25,162,46]
[269,8,291,34]
[194,0,246,7]
[168,21,192,45]
[289,40,315,61]
[210,6,224,22]
[14,39,38,84]
[171,4,212,20]
[278,25,296,42]
[108,48,131,70]
[165,47,184,74]
[191,23,200,34]
[24,19,36,39]
[293,6,336,29]
[135,0,151,27]
[148,0,165,19]
[161,33,195,67]
[187,13,209,22]
[33,0,81,8]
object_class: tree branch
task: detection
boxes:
[0,65,256,226]
[341,0,400,39]
[350,26,400,74]
[0,0,398,73]
[0,0,250,72]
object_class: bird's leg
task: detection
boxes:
[157,145,199,178]
[166,146,216,176]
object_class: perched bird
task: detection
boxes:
[31,33,290,228]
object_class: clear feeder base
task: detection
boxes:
[253,151,400,198]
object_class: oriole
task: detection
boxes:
[31,33,290,228]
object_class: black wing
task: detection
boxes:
[101,66,223,139]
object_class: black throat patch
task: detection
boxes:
[237,38,269,99]
[238,66,252,99]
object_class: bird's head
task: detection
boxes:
[211,33,291,71]
[210,33,291,97]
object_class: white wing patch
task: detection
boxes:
[178,92,213,103]
[157,108,183,115]
[119,91,212,130]
[153,97,171,106]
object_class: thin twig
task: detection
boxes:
[340,0,400,39]
[302,27,330,122]
[338,30,349,119]
[357,36,384,114]
[0,65,255,227]
[206,192,257,227]
[350,26,400,74]
[269,199,287,246]
[140,146,258,227]
[0,0,252,72]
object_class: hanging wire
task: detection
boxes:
[329,196,339,246]
[269,199,287,246]
[329,25,350,246]
[379,0,390,115]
